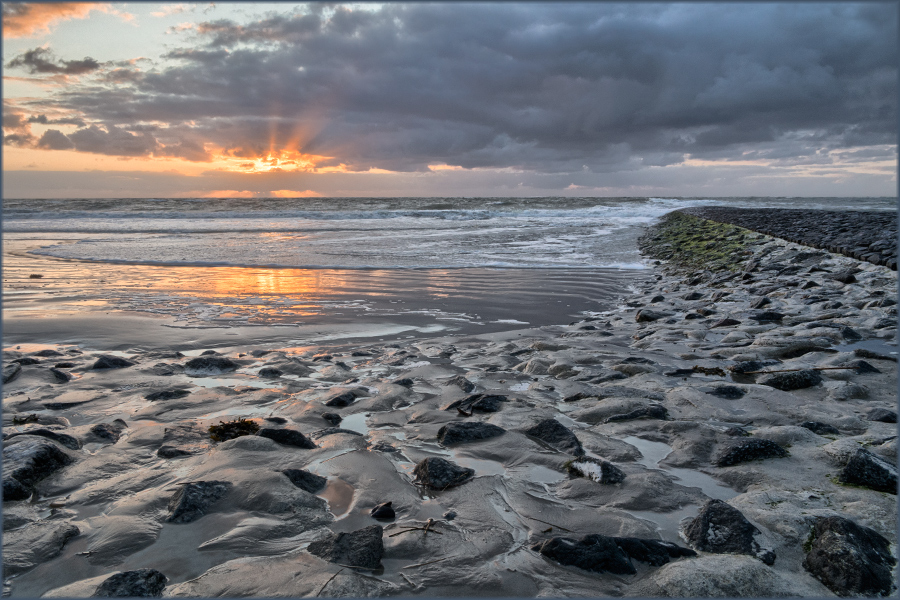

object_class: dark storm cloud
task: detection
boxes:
[28,114,86,127]
[37,128,75,150]
[6,47,101,75]
[9,3,897,173]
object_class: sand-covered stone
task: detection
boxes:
[436,421,505,445]
[257,427,316,448]
[306,524,384,569]
[281,469,326,493]
[565,456,626,484]
[166,480,232,523]
[3,437,73,501]
[683,499,775,564]
[522,418,584,456]
[413,457,474,489]
[714,438,788,467]
[3,520,80,576]
[760,369,823,390]
[93,569,168,597]
[532,533,695,575]
[183,356,238,376]
[838,448,898,494]
[92,355,135,369]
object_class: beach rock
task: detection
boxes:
[3,437,73,501]
[826,271,857,284]
[3,521,80,576]
[257,428,316,449]
[749,311,784,322]
[803,516,896,597]
[13,357,40,365]
[321,412,342,426]
[166,481,232,523]
[144,389,190,401]
[445,375,476,392]
[522,419,584,456]
[93,569,168,597]
[635,309,670,322]
[310,427,363,439]
[183,356,238,376]
[324,391,356,407]
[565,457,626,484]
[854,347,897,362]
[33,349,63,357]
[91,355,135,370]
[157,446,191,458]
[867,408,897,423]
[516,357,552,375]
[90,421,127,443]
[306,524,384,569]
[594,385,665,401]
[370,502,395,520]
[436,422,506,445]
[705,386,746,399]
[605,404,668,423]
[715,439,788,467]
[728,359,781,374]
[258,367,282,378]
[532,534,695,575]
[413,457,474,489]
[281,469,326,493]
[842,359,881,374]
[710,318,741,328]
[49,368,71,383]
[838,448,897,494]
[4,428,81,450]
[683,291,705,301]
[799,421,840,435]
[393,377,414,387]
[749,296,771,309]
[683,499,775,565]
[444,393,507,414]
[759,369,822,391]
[3,362,22,384]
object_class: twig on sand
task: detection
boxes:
[423,518,435,533]
[316,568,343,596]
[521,515,573,533]
[743,366,857,375]
[402,557,448,569]
[388,525,444,538]
[400,572,418,588]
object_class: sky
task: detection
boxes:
[2,2,897,198]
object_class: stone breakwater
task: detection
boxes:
[1,210,897,598]
[681,207,898,270]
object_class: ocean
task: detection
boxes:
[2,196,894,350]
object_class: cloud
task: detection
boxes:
[6,47,100,75]
[200,189,257,198]
[269,189,322,197]
[1,3,132,38]
[4,3,896,183]
[37,129,75,150]
[151,4,190,18]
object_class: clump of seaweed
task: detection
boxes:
[208,418,260,442]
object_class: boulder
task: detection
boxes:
[307,524,384,569]
[370,502,395,520]
[759,369,822,391]
[436,422,505,445]
[93,569,168,597]
[683,499,775,565]
[183,356,238,376]
[532,534,695,575]
[838,448,897,494]
[867,408,897,423]
[444,394,507,414]
[565,456,626,484]
[803,516,896,596]
[412,457,474,489]
[257,428,316,449]
[715,439,788,467]
[92,355,135,370]
[3,437,73,501]
[522,419,584,456]
[258,367,282,378]
[166,481,232,523]
[324,391,356,407]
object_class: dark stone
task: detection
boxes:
[370,501,395,520]
[43,400,91,410]
[725,427,749,437]
[710,291,731,302]
[307,524,384,569]
[650,294,666,302]
[749,311,784,322]
[3,437,73,501]
[311,427,364,439]
[565,457,626,484]
[93,569,168,597]
[157,446,192,458]
[393,378,414,387]
[3,362,22,384]
[635,309,670,322]
[715,439,788,467]
[532,534,696,575]
[760,369,822,391]
[826,271,857,284]
[842,360,881,374]
[166,481,232,523]
[867,408,897,423]
[324,391,356,407]
[444,394,507,414]
[281,469,327,493]
[854,348,897,362]
[710,318,741,328]
[664,368,696,377]
[706,386,746,399]
[54,362,76,369]
[839,326,862,341]
[90,421,126,443]
[264,416,287,424]
[49,368,71,383]
[413,457,474,489]
[799,421,840,435]
[696,307,717,316]
[33,349,63,357]
[4,429,81,450]
[683,313,704,320]
[258,367,282,378]
[437,422,506,445]
[839,448,897,494]
[92,355,135,370]
[321,412,342,426]
[684,499,776,565]
[183,356,238,376]
[605,404,668,423]
[12,357,40,365]
[200,350,219,355]
[682,291,705,301]
[257,428,316,449]
[803,516,896,597]
[445,375,476,392]
[522,419,584,456]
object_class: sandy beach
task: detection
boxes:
[2,210,897,597]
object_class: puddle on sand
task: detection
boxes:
[621,436,736,501]
[187,377,277,389]
[626,505,698,545]
[835,338,898,356]
[320,477,355,518]
[340,412,370,435]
